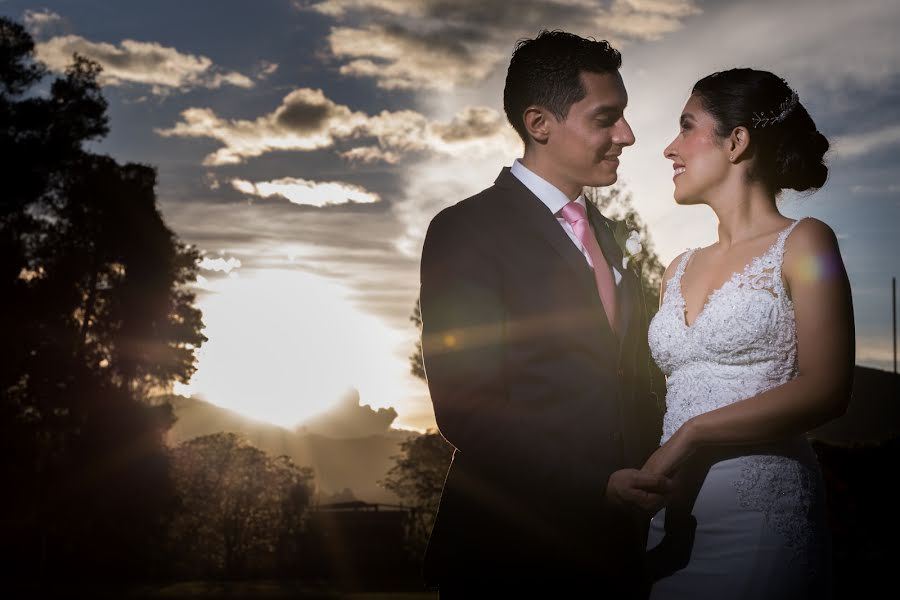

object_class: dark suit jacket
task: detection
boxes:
[419,168,659,590]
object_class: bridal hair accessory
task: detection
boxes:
[751,89,799,128]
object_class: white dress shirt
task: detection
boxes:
[510,159,622,285]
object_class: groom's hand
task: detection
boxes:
[606,468,671,515]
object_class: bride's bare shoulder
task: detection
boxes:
[782,217,843,280]
[786,217,837,248]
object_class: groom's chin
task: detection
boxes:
[589,172,618,187]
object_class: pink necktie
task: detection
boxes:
[560,201,617,335]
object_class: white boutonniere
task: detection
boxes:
[607,220,643,271]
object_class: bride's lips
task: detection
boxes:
[672,162,686,180]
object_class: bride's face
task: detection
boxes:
[664,94,731,205]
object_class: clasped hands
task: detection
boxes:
[606,421,697,516]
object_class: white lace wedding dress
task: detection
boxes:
[645,218,832,599]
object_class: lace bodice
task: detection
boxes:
[649,219,805,443]
[648,218,825,570]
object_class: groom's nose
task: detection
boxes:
[614,117,635,147]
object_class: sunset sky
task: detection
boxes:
[7,0,899,431]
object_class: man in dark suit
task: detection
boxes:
[418,31,670,596]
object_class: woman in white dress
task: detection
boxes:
[643,68,854,599]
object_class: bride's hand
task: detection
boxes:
[606,468,672,516]
[642,420,699,477]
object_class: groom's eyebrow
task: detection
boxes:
[680,113,695,125]
[590,106,624,117]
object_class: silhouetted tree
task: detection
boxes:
[169,433,315,578]
[408,298,425,381]
[0,17,204,580]
[42,154,205,394]
[381,431,453,557]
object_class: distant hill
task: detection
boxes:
[164,395,418,505]
[810,365,899,444]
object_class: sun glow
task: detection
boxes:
[175,267,410,427]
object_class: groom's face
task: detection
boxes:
[545,71,635,189]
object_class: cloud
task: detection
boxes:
[298,388,398,438]
[34,35,253,94]
[254,60,279,80]
[762,0,900,92]
[157,87,519,165]
[300,0,412,18]
[604,0,703,40]
[23,9,64,36]
[199,256,242,273]
[431,106,507,142]
[339,146,401,164]
[328,24,503,90]
[833,124,900,160]
[305,0,701,90]
[231,177,381,207]
[156,88,362,164]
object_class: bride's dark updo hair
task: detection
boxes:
[692,68,829,193]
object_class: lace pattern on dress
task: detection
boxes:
[733,450,824,576]
[649,218,823,575]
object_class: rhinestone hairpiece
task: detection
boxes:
[751,90,799,128]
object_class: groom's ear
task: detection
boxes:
[523,105,552,145]
[728,126,751,162]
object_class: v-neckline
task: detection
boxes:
[678,221,797,329]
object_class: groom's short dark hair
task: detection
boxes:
[504,30,622,145]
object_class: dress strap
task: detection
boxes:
[772,217,808,296]
[666,248,696,299]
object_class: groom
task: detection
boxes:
[418,31,669,595]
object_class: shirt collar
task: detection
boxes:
[510,159,585,215]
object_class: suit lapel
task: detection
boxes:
[495,169,603,305]
[495,169,634,348]
[586,203,623,271]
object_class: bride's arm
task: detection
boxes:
[643,218,854,476]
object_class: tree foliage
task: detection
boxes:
[583,185,666,314]
[0,16,205,578]
[408,298,425,381]
[381,431,453,556]
[169,433,315,578]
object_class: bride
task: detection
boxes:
[643,68,854,599]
